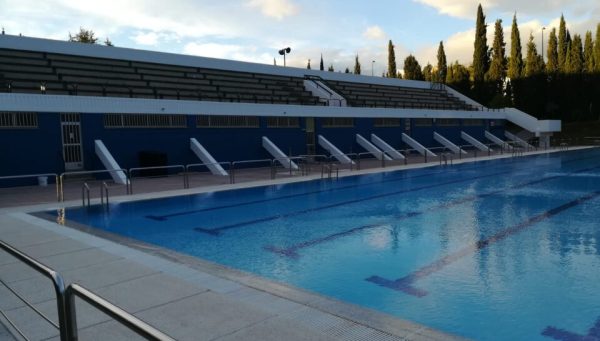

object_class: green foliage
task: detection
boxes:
[486,19,506,91]
[104,38,113,47]
[583,31,594,73]
[447,62,471,94]
[558,15,568,71]
[472,4,489,84]
[423,63,433,81]
[328,64,334,72]
[546,28,559,74]
[68,27,99,44]
[307,59,311,69]
[595,24,600,72]
[508,14,523,79]
[319,54,324,71]
[353,55,361,74]
[403,55,423,80]
[566,34,583,74]
[387,40,397,78]
[525,33,544,77]
[436,41,447,83]
[344,67,350,73]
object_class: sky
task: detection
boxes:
[1,0,599,76]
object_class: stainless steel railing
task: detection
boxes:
[0,240,174,341]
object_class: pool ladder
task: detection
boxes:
[81,182,110,210]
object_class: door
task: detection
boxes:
[305,117,315,155]
[60,113,84,171]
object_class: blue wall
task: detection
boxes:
[0,113,501,187]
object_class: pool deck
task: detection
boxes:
[0,147,594,341]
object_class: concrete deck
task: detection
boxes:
[0,147,590,340]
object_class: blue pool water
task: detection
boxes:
[56,149,600,340]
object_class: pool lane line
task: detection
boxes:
[541,316,600,340]
[365,189,600,298]
[193,158,600,236]
[146,151,597,221]
[192,168,515,235]
[264,164,600,258]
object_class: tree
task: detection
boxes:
[508,14,523,79]
[436,41,447,83]
[546,28,559,74]
[423,63,433,81]
[566,34,583,74]
[583,31,594,73]
[525,33,543,77]
[558,15,568,71]
[595,24,600,72]
[307,59,311,69]
[472,4,489,84]
[445,62,454,84]
[447,61,470,93]
[319,54,324,71]
[487,19,506,90]
[68,27,99,44]
[403,54,423,80]
[353,55,361,74]
[344,67,350,73]
[387,40,397,78]
[328,65,334,72]
[104,37,114,46]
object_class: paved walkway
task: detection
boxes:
[0,147,589,340]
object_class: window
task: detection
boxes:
[321,117,354,128]
[266,117,300,128]
[413,118,432,127]
[0,112,38,128]
[463,119,483,126]
[196,115,259,128]
[374,118,401,127]
[104,114,187,128]
[436,119,459,126]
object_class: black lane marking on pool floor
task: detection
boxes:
[541,316,600,340]
[147,152,595,222]
[193,168,513,236]
[264,164,600,258]
[193,157,600,236]
[366,189,600,298]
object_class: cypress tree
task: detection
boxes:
[525,33,543,77]
[353,55,361,74]
[403,55,424,80]
[320,54,324,71]
[595,23,600,72]
[487,19,506,89]
[558,15,567,71]
[328,65,334,72]
[508,13,523,79]
[307,59,311,69]
[583,31,594,73]
[437,41,447,83]
[387,40,397,78]
[344,67,350,73]
[546,28,559,74]
[472,4,489,84]
[423,63,433,81]
[566,34,583,74]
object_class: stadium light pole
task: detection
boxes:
[278,47,291,67]
[371,60,375,76]
[541,27,546,62]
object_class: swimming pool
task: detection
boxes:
[56,149,600,340]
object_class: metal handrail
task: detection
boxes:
[60,169,129,202]
[230,159,274,184]
[100,182,109,208]
[128,165,186,194]
[81,183,90,208]
[0,240,70,341]
[0,173,60,201]
[66,284,175,341]
[328,153,357,170]
[185,162,233,186]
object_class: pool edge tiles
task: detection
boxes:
[18,211,467,341]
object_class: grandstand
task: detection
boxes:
[0,34,561,186]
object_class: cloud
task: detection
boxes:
[132,32,160,45]
[183,42,273,64]
[363,26,386,40]
[246,0,299,20]
[413,0,487,19]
